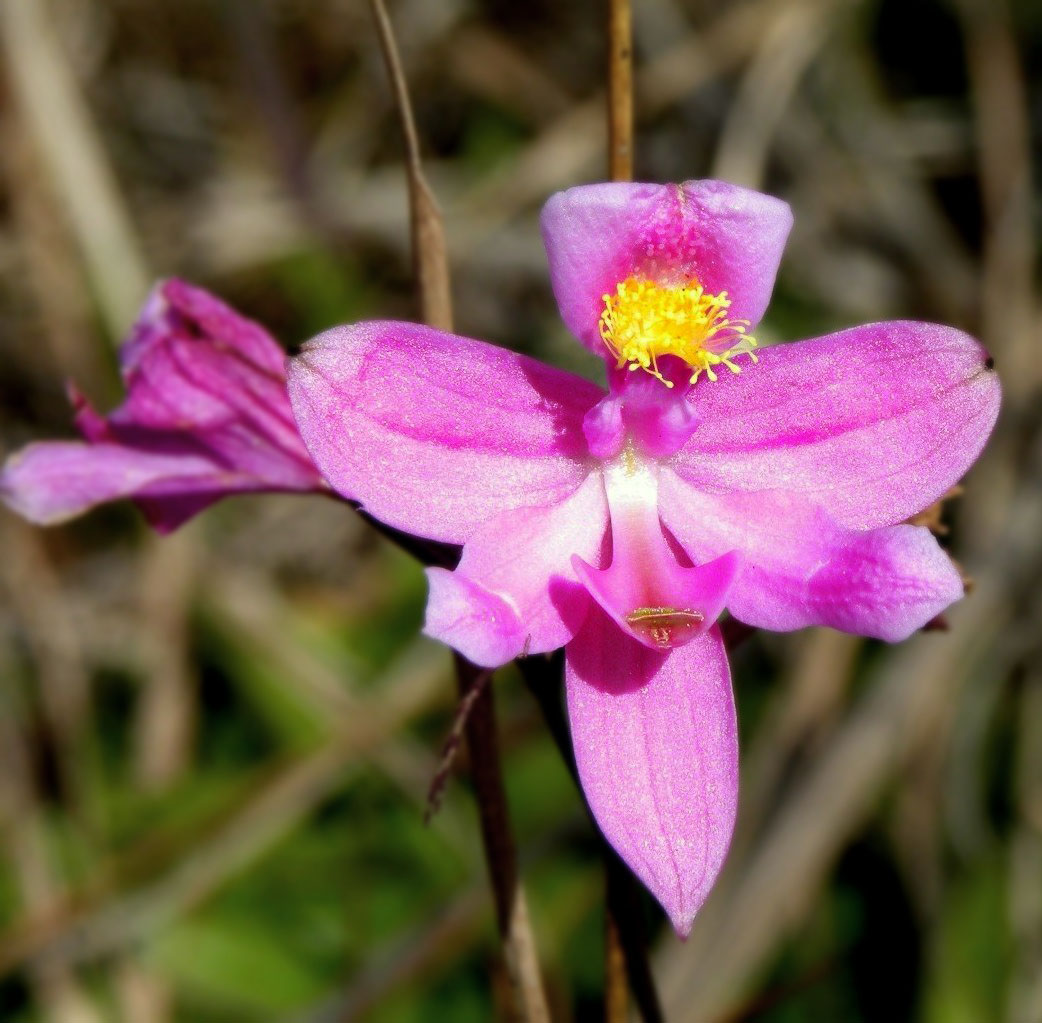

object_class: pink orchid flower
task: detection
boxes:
[288,180,1000,935]
[1,279,326,532]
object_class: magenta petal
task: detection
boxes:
[426,474,607,664]
[659,473,965,641]
[0,441,247,531]
[674,321,1001,529]
[541,180,792,354]
[566,612,738,935]
[288,321,604,545]
[423,569,527,668]
[3,280,326,533]
[113,280,320,484]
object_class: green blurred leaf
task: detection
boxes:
[922,854,1009,1023]
[149,914,327,1015]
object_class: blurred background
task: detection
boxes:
[0,0,1039,1019]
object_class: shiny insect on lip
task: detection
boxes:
[625,606,705,647]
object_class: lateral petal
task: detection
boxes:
[0,440,252,532]
[672,321,1001,529]
[423,473,608,665]
[288,321,603,545]
[565,611,738,936]
[659,473,965,641]
[541,180,792,354]
[423,570,528,669]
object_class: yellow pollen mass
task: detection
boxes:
[598,276,758,387]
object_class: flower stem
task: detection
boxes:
[368,0,453,331]
[367,5,549,1016]
[608,0,634,180]
[455,656,550,1022]
[605,852,664,1023]
[517,655,664,1023]
[604,2,656,1017]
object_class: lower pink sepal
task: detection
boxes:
[565,609,738,935]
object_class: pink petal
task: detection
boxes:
[565,611,738,935]
[673,321,1001,529]
[658,473,965,641]
[2,280,327,534]
[0,441,252,532]
[288,321,604,545]
[423,473,609,665]
[115,280,317,480]
[541,180,792,355]
[423,570,527,669]
[132,279,288,378]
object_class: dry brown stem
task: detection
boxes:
[366,6,548,1018]
[604,897,629,1023]
[369,0,453,331]
[608,0,634,180]
[454,656,549,1022]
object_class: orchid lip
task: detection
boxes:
[572,452,739,652]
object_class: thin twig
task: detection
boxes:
[605,853,663,1023]
[607,0,634,180]
[425,668,491,823]
[366,6,548,1018]
[369,0,453,331]
[455,656,550,1023]
[604,893,628,1023]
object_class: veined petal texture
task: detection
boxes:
[288,320,603,545]
[0,441,250,530]
[673,321,1001,530]
[659,477,965,641]
[424,473,609,664]
[566,612,738,935]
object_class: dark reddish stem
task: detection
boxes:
[455,656,550,1022]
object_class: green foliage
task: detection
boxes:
[922,856,1010,1023]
